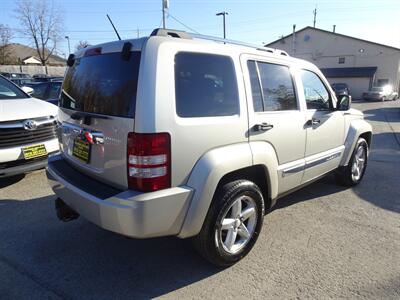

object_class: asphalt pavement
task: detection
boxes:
[0,100,399,299]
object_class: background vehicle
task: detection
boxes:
[362,86,398,101]
[331,83,350,97]
[47,29,372,266]
[0,72,35,86]
[32,74,63,83]
[0,75,59,177]
[22,81,62,105]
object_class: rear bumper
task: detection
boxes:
[46,155,193,238]
[363,95,382,100]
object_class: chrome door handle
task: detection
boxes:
[306,118,321,126]
[254,123,274,132]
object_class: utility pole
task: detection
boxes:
[292,24,296,56]
[65,36,71,55]
[333,25,336,33]
[216,11,228,39]
[137,27,140,38]
[162,0,169,29]
[313,6,317,28]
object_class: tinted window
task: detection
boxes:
[331,83,347,90]
[300,70,331,110]
[257,62,297,111]
[247,61,263,112]
[61,51,141,117]
[0,76,29,99]
[29,83,48,99]
[175,52,239,117]
[48,82,61,99]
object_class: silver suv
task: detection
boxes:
[47,29,372,266]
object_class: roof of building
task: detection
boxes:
[3,43,66,66]
[266,26,400,52]
[320,67,377,78]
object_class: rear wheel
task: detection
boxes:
[192,180,264,266]
[335,137,368,186]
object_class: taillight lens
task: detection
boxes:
[127,133,171,192]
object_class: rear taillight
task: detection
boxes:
[127,132,171,192]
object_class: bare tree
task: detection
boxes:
[75,40,90,51]
[0,24,13,65]
[15,0,64,66]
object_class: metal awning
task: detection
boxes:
[320,67,377,78]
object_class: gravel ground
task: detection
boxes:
[0,100,399,299]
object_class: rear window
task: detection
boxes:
[60,51,141,117]
[175,52,239,118]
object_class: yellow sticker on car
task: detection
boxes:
[72,138,91,163]
[22,144,47,160]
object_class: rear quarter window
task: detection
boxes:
[175,52,239,118]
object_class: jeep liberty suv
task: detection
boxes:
[47,29,372,266]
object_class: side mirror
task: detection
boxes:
[337,95,351,111]
[21,86,34,95]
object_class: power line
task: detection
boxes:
[167,13,200,34]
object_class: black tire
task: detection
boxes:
[335,137,368,186]
[192,180,265,267]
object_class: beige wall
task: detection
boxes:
[268,28,400,92]
[0,65,66,77]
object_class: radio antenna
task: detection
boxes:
[106,14,121,40]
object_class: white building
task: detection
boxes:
[266,27,400,99]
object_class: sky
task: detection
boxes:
[1,0,399,59]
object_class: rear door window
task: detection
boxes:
[175,52,239,118]
[60,51,141,117]
[256,61,297,111]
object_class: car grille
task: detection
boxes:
[0,117,57,149]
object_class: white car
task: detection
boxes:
[362,85,398,101]
[47,29,372,266]
[0,75,59,178]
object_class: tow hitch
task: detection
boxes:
[55,198,80,222]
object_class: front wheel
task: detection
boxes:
[192,180,265,266]
[335,137,368,186]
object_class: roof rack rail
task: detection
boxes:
[150,28,192,39]
[150,28,289,57]
[191,33,289,56]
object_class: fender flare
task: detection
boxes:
[340,119,372,166]
[178,141,279,238]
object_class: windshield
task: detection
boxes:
[0,76,30,100]
[25,83,48,99]
[332,83,347,90]
[60,51,141,117]
[371,87,383,92]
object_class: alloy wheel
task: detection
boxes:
[351,145,366,182]
[216,195,258,254]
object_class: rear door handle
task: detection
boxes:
[253,123,274,132]
[306,118,321,126]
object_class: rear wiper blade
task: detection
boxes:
[70,111,109,120]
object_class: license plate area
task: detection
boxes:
[72,138,91,163]
[22,144,47,160]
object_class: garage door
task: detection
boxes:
[327,77,370,99]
